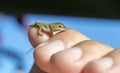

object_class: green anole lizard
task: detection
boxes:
[30,21,67,36]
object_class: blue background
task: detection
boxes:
[0,14,120,73]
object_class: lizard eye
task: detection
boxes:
[59,25,63,28]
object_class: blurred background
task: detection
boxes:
[0,0,120,73]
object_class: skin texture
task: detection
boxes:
[28,25,120,73]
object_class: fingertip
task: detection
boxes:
[33,40,65,73]
[83,61,104,73]
[28,27,50,47]
[34,48,52,73]
[50,47,83,73]
[83,57,113,73]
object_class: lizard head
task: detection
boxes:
[49,22,67,31]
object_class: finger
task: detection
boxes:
[34,30,90,73]
[50,40,113,73]
[28,26,50,47]
[30,63,46,73]
[84,49,120,73]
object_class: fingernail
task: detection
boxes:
[36,40,64,55]
[64,47,83,60]
[95,57,113,68]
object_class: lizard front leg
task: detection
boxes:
[38,28,44,36]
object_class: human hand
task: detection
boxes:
[28,27,120,73]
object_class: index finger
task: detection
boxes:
[28,26,90,48]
